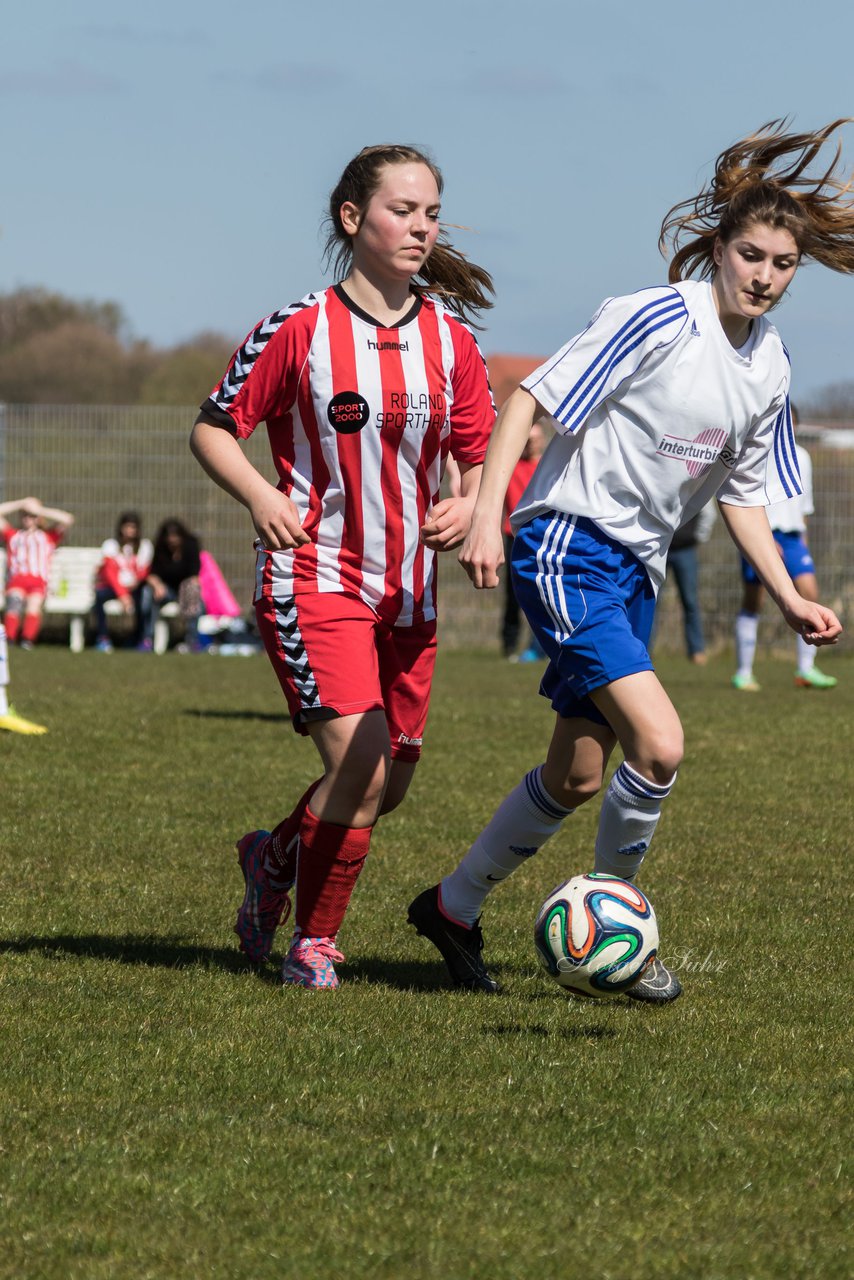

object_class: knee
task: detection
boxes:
[329,754,391,821]
[630,727,684,785]
[542,760,605,809]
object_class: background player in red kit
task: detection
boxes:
[192,144,496,988]
[0,496,75,648]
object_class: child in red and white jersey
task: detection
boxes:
[93,512,154,652]
[0,496,75,647]
[192,143,496,988]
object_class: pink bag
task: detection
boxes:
[198,550,242,617]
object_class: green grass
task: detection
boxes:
[1,647,851,1280]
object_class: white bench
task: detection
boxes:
[2,546,181,653]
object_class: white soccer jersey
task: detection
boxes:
[202,286,495,627]
[513,280,799,589]
[766,444,813,532]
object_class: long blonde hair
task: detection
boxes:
[660,119,854,282]
[323,144,494,326]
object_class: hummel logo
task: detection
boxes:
[690,320,701,338]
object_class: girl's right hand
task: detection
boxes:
[249,489,311,551]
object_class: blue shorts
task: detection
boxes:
[511,513,656,727]
[741,530,815,585]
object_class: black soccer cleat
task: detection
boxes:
[624,956,683,1005]
[407,885,501,994]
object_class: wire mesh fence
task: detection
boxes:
[2,403,852,655]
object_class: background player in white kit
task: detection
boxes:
[407,119,850,1002]
[732,404,837,691]
[192,144,496,988]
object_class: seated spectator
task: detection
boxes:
[94,512,153,652]
[0,496,75,649]
[142,519,203,652]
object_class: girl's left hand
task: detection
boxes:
[420,496,475,552]
[785,599,843,646]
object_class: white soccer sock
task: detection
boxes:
[796,634,815,674]
[594,761,676,881]
[735,611,759,678]
[440,766,574,927]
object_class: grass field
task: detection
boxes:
[1,646,851,1280]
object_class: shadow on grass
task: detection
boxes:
[0,935,490,993]
[0,933,250,974]
[182,709,290,723]
[332,954,477,992]
[2,936,567,1003]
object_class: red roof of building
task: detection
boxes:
[486,354,545,406]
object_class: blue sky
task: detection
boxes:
[4,0,854,396]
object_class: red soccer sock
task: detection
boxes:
[22,614,42,644]
[4,614,20,643]
[264,780,321,885]
[294,804,373,939]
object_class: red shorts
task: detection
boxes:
[5,574,48,597]
[255,590,438,763]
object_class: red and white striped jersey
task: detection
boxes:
[201,286,495,626]
[95,539,154,592]
[3,526,63,583]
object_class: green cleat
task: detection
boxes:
[795,666,837,690]
[731,672,760,692]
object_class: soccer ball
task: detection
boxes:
[534,873,658,997]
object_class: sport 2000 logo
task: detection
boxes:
[327,392,370,434]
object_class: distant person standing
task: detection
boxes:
[0,496,75,648]
[502,419,547,661]
[662,502,715,665]
[732,406,836,691]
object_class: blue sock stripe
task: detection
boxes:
[525,766,573,821]
[616,761,674,801]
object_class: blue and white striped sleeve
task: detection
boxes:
[522,287,689,435]
[718,393,803,507]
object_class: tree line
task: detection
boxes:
[0,287,236,406]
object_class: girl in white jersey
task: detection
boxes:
[192,145,496,988]
[733,404,837,691]
[408,119,850,1002]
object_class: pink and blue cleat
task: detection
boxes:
[280,936,344,989]
[234,830,293,963]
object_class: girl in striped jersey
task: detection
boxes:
[192,144,496,988]
[1,496,74,648]
[408,120,850,1002]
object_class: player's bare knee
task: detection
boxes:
[630,729,683,784]
[542,762,603,810]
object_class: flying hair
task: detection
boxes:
[660,118,854,282]
[323,144,494,326]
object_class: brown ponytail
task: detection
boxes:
[660,119,854,282]
[323,144,494,326]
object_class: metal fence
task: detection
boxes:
[2,403,852,655]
